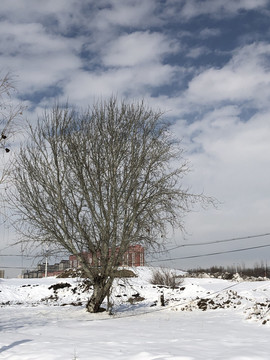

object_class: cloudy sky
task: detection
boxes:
[1,0,270,276]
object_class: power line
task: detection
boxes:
[1,231,270,266]
[3,232,270,256]
[162,232,270,253]
[0,265,36,269]
[147,231,270,255]
[0,254,33,257]
[0,244,16,252]
[149,243,270,263]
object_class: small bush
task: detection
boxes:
[150,268,183,289]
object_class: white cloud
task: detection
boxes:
[199,28,221,39]
[0,21,79,56]
[185,42,270,108]
[102,31,178,67]
[64,63,178,104]
[181,0,268,19]
[172,104,270,236]
[0,21,81,94]
[0,0,84,42]
[93,0,158,30]
[145,38,270,264]
[0,0,74,13]
[186,46,209,58]
[0,3,179,103]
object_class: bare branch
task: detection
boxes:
[0,72,24,184]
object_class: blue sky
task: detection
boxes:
[1,0,270,276]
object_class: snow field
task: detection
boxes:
[1,267,270,359]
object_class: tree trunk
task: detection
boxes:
[86,277,113,313]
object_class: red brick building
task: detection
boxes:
[22,245,144,278]
[69,244,144,268]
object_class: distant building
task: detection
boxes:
[69,245,145,269]
[22,245,144,278]
[0,270,5,278]
[22,259,70,278]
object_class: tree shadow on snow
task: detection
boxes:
[0,339,32,353]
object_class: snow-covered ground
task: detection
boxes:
[1,267,270,359]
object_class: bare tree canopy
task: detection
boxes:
[0,72,24,183]
[11,97,211,312]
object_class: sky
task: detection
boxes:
[0,0,270,276]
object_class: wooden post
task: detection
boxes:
[159,292,165,306]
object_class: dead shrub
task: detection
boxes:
[113,269,137,278]
[127,295,145,304]
[151,268,183,289]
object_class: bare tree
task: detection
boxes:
[0,72,24,183]
[10,97,211,312]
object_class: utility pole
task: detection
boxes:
[21,245,24,278]
[45,256,48,277]
[45,249,49,278]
